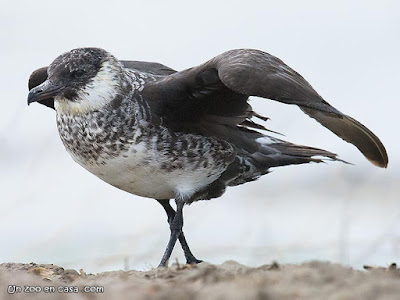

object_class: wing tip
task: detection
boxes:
[301,107,389,169]
[343,115,389,169]
[28,67,48,90]
[367,154,389,168]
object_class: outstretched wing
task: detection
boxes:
[120,60,177,75]
[147,49,388,168]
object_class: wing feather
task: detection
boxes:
[154,49,388,167]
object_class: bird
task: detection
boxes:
[27,47,388,267]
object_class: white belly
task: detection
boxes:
[68,141,223,200]
[56,111,234,201]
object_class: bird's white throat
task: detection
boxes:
[54,61,121,115]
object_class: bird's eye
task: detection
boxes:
[70,69,85,78]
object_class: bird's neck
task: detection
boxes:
[54,61,129,116]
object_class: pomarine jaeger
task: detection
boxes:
[27,48,388,267]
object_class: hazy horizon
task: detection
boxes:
[1,0,399,272]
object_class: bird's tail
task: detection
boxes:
[221,131,346,187]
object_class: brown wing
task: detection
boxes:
[28,67,54,109]
[149,49,388,168]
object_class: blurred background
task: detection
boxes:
[1,0,399,273]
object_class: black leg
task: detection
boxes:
[157,199,202,267]
[158,200,183,267]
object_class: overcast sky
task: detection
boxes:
[1,0,399,271]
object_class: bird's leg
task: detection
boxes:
[158,199,183,267]
[156,199,202,265]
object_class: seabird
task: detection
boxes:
[27,48,388,267]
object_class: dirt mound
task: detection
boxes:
[1,261,400,299]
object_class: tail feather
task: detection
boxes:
[268,143,349,164]
[224,134,346,187]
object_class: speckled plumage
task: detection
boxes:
[56,107,235,200]
[28,47,388,266]
[53,54,235,201]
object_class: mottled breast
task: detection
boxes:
[56,107,235,200]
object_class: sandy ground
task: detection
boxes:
[1,261,399,300]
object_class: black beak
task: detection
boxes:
[27,80,63,105]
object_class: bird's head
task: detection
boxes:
[28,48,126,115]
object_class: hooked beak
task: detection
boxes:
[27,80,63,105]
